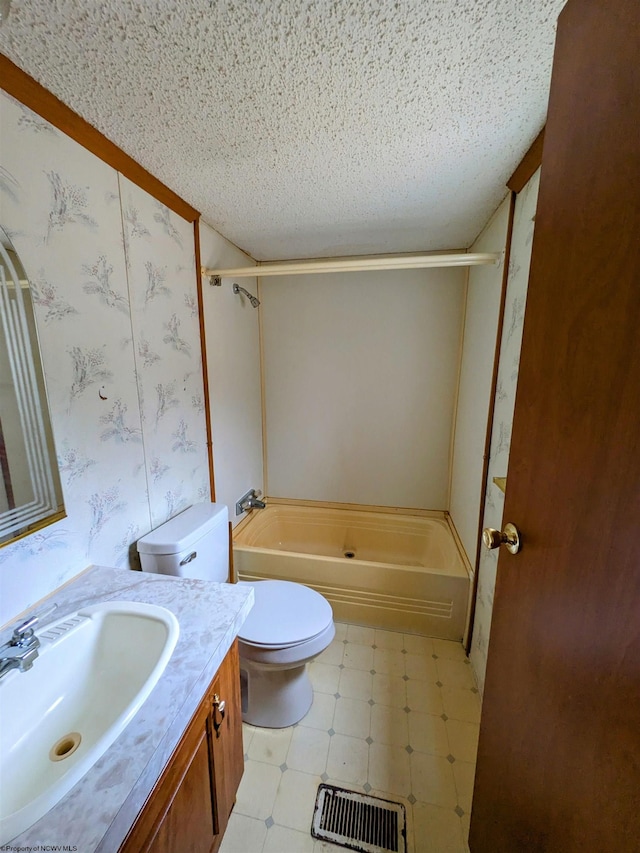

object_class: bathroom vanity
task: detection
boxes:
[119,640,243,853]
[1,566,253,851]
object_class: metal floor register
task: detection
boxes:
[311,784,407,853]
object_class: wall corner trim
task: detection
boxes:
[194,219,216,500]
[507,128,545,193]
[0,53,199,223]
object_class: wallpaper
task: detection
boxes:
[120,176,210,527]
[469,169,541,693]
[0,91,210,625]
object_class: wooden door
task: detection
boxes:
[469,1,640,851]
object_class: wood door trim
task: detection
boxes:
[465,191,516,655]
[0,54,199,223]
[507,128,545,193]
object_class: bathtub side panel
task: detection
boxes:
[233,547,468,640]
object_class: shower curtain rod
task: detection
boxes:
[202,252,501,282]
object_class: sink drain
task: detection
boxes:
[344,550,356,559]
[49,732,82,762]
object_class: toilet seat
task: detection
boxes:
[136,503,335,728]
[238,580,333,649]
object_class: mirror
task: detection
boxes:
[0,226,65,545]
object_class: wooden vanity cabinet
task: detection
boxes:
[119,640,244,853]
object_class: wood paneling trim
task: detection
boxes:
[465,191,516,655]
[228,522,236,583]
[507,128,545,193]
[0,54,199,223]
[194,220,216,500]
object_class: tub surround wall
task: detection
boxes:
[470,169,541,692]
[449,195,511,568]
[199,222,264,527]
[1,565,253,851]
[0,91,209,625]
[260,267,467,509]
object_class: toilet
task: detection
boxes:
[137,502,335,728]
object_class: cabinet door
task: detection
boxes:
[145,728,216,853]
[120,699,215,853]
[119,642,244,853]
[209,639,244,845]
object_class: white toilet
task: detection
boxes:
[137,502,335,728]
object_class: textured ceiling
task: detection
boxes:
[0,0,566,260]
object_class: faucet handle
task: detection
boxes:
[12,603,58,645]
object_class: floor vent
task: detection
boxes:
[311,784,407,853]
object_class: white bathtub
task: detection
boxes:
[233,502,470,640]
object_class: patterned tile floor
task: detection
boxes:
[219,622,479,853]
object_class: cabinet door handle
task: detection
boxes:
[213,693,226,736]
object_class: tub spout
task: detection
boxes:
[236,489,266,515]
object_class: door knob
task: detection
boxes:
[482,522,521,554]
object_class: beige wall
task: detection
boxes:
[260,267,467,509]
[199,223,264,525]
[449,196,511,567]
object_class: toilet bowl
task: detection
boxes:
[237,579,335,727]
[136,503,335,728]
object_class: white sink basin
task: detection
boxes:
[0,601,179,844]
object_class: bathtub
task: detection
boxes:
[233,502,470,640]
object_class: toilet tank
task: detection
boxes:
[137,503,229,582]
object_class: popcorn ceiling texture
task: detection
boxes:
[0,0,565,260]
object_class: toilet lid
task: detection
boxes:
[238,580,333,648]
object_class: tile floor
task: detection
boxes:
[219,622,480,853]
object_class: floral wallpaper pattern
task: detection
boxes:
[121,175,210,527]
[0,91,210,624]
[469,169,541,693]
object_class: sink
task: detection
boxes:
[0,600,179,844]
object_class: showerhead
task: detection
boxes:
[232,282,260,308]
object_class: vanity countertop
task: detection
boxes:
[5,565,254,853]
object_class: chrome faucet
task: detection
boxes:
[0,604,57,681]
[235,488,266,516]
